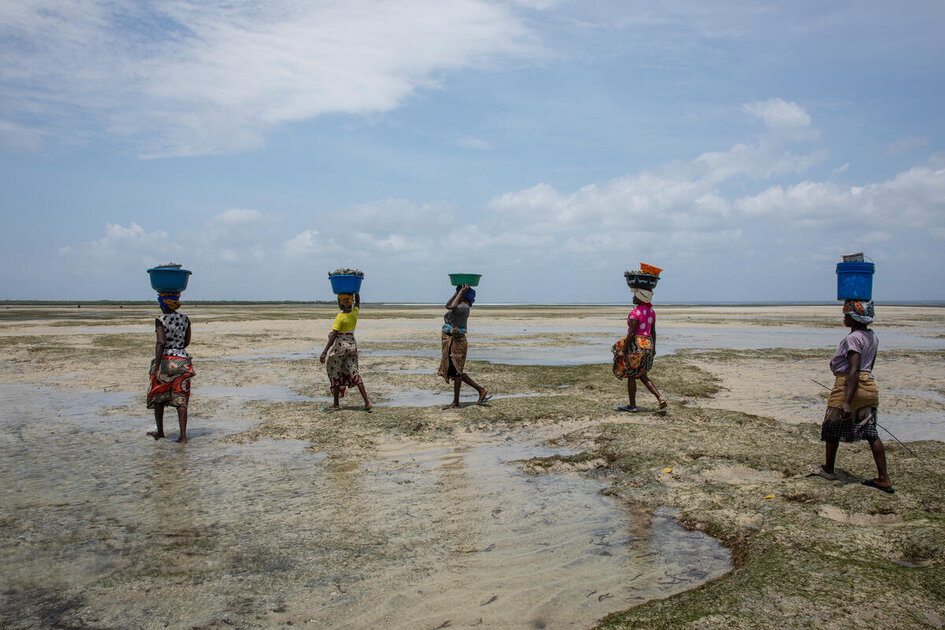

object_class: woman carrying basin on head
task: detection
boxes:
[613,264,667,413]
[809,300,892,493]
[439,284,490,409]
[147,291,195,443]
[320,292,372,412]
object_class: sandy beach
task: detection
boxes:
[1,303,944,628]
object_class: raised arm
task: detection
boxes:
[445,285,468,310]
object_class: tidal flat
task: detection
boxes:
[1,303,944,629]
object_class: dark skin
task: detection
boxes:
[320,293,371,410]
[148,307,191,443]
[442,284,487,409]
[821,314,891,487]
[618,296,666,410]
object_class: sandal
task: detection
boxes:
[477,395,493,405]
[363,406,373,413]
[321,406,340,412]
[861,478,895,494]
[617,405,639,413]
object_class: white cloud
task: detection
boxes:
[51,103,945,300]
[0,0,542,156]
[743,98,819,142]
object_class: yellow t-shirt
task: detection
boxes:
[332,307,359,333]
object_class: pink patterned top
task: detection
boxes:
[628,302,654,337]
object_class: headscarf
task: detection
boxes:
[632,288,653,304]
[843,299,874,325]
[158,292,181,312]
[460,287,476,306]
[338,293,354,309]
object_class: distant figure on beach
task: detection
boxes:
[320,293,372,412]
[810,300,893,492]
[147,291,194,443]
[613,287,667,412]
[439,284,490,409]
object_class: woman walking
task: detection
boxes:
[613,285,667,412]
[809,300,892,492]
[320,292,372,412]
[439,284,489,409]
[147,291,195,443]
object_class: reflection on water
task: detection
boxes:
[0,385,730,629]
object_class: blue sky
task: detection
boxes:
[1,0,944,302]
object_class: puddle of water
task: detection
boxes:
[200,383,316,403]
[0,386,730,629]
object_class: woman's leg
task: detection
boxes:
[866,438,892,486]
[148,403,165,439]
[626,378,637,408]
[823,440,839,474]
[461,373,487,401]
[176,406,188,444]
[330,385,341,409]
[640,374,663,401]
[356,381,372,409]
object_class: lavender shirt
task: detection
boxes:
[829,329,878,375]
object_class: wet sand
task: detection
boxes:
[1,303,944,628]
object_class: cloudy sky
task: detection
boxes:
[1,0,944,302]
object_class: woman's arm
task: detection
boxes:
[621,318,639,356]
[151,321,166,374]
[320,330,338,363]
[445,285,468,310]
[841,350,861,417]
[355,293,360,309]
[184,320,192,348]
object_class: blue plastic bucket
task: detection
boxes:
[147,267,192,292]
[836,261,874,300]
[329,274,363,294]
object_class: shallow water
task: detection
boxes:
[0,384,730,629]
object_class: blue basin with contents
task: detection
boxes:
[147,266,192,292]
[329,274,363,294]
[836,261,874,300]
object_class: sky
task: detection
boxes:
[1,0,944,303]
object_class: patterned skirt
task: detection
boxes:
[820,372,880,442]
[438,332,468,382]
[326,333,362,393]
[147,355,195,409]
[612,335,655,380]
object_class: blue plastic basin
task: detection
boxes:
[329,274,363,294]
[836,261,874,300]
[147,267,192,292]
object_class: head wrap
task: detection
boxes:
[461,287,476,306]
[843,299,874,325]
[632,288,653,304]
[158,292,181,312]
[338,293,354,308]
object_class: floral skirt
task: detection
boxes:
[326,333,362,393]
[147,355,195,409]
[612,335,654,380]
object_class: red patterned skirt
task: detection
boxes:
[612,335,655,380]
[147,355,195,409]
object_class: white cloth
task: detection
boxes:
[631,288,653,303]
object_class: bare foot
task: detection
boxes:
[442,403,460,410]
[147,431,165,440]
[176,435,188,444]
[658,397,668,409]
